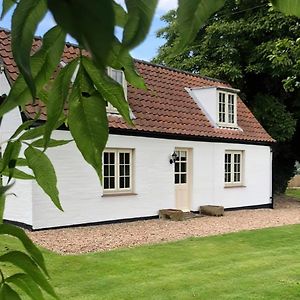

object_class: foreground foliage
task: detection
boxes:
[3,225,300,299]
[1,0,300,298]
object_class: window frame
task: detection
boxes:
[224,150,244,187]
[106,67,127,114]
[217,91,238,128]
[103,149,133,194]
[174,150,188,185]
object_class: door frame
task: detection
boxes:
[174,147,193,211]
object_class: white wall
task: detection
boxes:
[0,71,33,225]
[188,87,218,126]
[31,130,272,229]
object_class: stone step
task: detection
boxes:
[159,209,201,221]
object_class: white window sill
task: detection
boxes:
[217,123,239,129]
[224,185,246,188]
[102,192,137,197]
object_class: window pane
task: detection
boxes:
[181,162,186,173]
[125,153,130,164]
[175,174,180,184]
[109,165,114,176]
[234,173,240,182]
[117,72,123,84]
[120,177,124,188]
[175,162,179,172]
[125,165,130,176]
[104,177,109,189]
[109,177,115,189]
[120,165,124,176]
[104,165,108,176]
[234,154,240,163]
[225,153,232,183]
[181,174,187,183]
[119,153,124,164]
[109,153,115,164]
[104,152,108,164]
[125,177,130,188]
[104,152,115,190]
[219,93,226,123]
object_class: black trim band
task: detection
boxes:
[4,219,33,231]
[109,128,275,147]
[5,203,273,231]
[225,203,273,211]
[21,113,274,147]
[5,215,159,231]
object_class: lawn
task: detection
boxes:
[286,188,300,199]
[2,225,300,299]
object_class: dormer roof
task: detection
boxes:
[0,27,274,145]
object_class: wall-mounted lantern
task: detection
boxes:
[169,151,178,164]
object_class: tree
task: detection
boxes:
[153,0,300,193]
[0,0,300,299]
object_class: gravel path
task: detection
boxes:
[28,196,300,254]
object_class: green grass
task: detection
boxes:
[2,225,300,299]
[286,188,300,199]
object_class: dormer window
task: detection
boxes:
[218,91,237,127]
[106,67,127,113]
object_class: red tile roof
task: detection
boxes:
[0,28,274,144]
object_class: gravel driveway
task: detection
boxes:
[28,196,300,254]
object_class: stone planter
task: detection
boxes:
[200,205,224,217]
[159,209,184,221]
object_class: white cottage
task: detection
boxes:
[0,28,274,229]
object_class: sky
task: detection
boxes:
[0,0,178,61]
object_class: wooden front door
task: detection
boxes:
[174,149,190,211]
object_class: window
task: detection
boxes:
[103,149,133,193]
[106,68,127,113]
[224,151,243,186]
[174,150,187,184]
[218,91,237,127]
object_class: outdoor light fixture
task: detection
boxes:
[169,151,178,164]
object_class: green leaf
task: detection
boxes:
[31,138,73,148]
[82,56,132,124]
[123,0,158,49]
[11,0,47,97]
[68,66,108,180]
[0,284,21,300]
[2,168,35,180]
[19,118,65,141]
[10,114,40,140]
[18,126,45,141]
[0,26,66,117]
[113,1,128,27]
[0,224,47,275]
[6,273,45,300]
[108,38,146,89]
[16,158,28,167]
[0,183,14,196]
[176,0,225,54]
[44,58,78,149]
[48,0,114,68]
[25,146,63,211]
[271,0,300,17]
[1,141,21,182]
[1,0,15,19]
[0,251,58,299]
[1,141,20,171]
